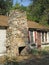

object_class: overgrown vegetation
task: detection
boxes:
[11,3,27,11]
[0,0,49,26]
[13,0,49,26]
[0,0,13,15]
[30,47,49,56]
[27,0,49,26]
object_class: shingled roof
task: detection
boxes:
[0,15,49,31]
[0,15,8,26]
[27,20,49,31]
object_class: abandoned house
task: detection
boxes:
[27,21,49,48]
[0,10,49,57]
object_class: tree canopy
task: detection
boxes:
[12,1,27,11]
[0,0,13,15]
[27,0,49,26]
[0,0,49,26]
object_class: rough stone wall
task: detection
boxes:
[6,10,28,57]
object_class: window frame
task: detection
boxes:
[41,32,45,43]
[30,31,33,43]
[41,32,48,43]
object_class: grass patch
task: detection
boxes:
[31,49,39,55]
[30,48,49,56]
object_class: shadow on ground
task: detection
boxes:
[2,55,49,65]
[0,49,49,65]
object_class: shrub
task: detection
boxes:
[30,48,49,56]
[31,49,39,55]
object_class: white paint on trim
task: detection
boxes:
[29,31,35,44]
[47,32,49,42]
[41,32,44,43]
[41,45,49,48]
[44,32,45,42]
[33,31,35,43]
[35,31,37,46]
[29,31,31,43]
[41,32,42,43]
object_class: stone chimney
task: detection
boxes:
[6,10,28,58]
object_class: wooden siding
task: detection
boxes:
[36,32,41,47]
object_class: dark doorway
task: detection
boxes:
[19,46,25,55]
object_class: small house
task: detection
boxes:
[0,11,49,57]
[27,21,49,48]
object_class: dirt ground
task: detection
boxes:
[18,55,49,65]
[0,56,6,64]
[0,54,49,65]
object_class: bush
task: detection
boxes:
[30,48,49,56]
[40,50,49,56]
[31,49,39,55]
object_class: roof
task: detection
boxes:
[0,15,8,27]
[27,21,49,31]
[0,15,49,31]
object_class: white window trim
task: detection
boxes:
[30,31,33,43]
[33,31,37,43]
[41,32,49,44]
[41,32,45,44]
[44,32,45,42]
[47,32,49,43]
[33,31,35,43]
[29,31,37,44]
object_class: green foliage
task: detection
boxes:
[12,3,21,9]
[27,0,49,25]
[40,9,49,26]
[40,50,49,56]
[0,0,13,15]
[31,49,39,55]
[30,48,49,56]
[12,2,27,11]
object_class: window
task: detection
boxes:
[41,32,47,43]
[30,31,33,43]
[42,32,44,42]
[45,32,47,42]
